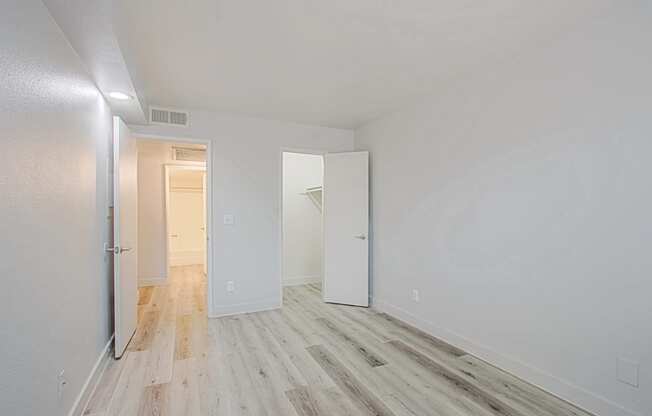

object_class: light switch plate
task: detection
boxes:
[617,357,639,387]
[223,214,234,225]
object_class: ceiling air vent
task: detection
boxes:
[169,111,188,126]
[172,146,206,162]
[149,106,190,127]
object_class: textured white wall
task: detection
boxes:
[0,1,113,414]
[131,111,354,316]
[355,4,652,416]
[282,152,323,285]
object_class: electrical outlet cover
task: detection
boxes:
[617,357,639,387]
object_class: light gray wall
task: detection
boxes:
[130,111,354,316]
[355,3,651,416]
[0,1,113,415]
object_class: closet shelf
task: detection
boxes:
[300,186,322,212]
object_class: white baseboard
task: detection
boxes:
[68,334,114,416]
[139,276,168,287]
[372,298,639,416]
[208,297,281,318]
[283,275,321,286]
[170,250,203,266]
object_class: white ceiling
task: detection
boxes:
[107,0,614,128]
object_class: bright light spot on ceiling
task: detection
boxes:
[108,91,133,100]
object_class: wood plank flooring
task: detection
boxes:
[83,265,593,416]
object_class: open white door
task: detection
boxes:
[323,151,369,307]
[112,117,138,358]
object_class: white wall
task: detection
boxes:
[282,152,323,285]
[0,1,113,415]
[355,4,651,416]
[137,141,173,283]
[130,111,354,316]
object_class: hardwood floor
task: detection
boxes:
[83,265,593,416]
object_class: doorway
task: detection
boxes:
[165,165,207,274]
[281,150,370,308]
[281,152,324,298]
[135,138,212,319]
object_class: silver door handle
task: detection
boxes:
[170,234,179,238]
[105,246,131,254]
[354,234,367,240]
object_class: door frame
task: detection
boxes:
[134,133,214,317]
[164,164,207,274]
[279,148,326,304]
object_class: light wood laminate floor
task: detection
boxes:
[83,265,593,416]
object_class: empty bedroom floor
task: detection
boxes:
[83,266,592,416]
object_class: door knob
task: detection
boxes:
[354,234,367,240]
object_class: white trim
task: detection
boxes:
[68,334,114,416]
[209,298,281,318]
[283,275,321,286]
[138,276,168,287]
[372,298,640,416]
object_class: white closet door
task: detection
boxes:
[323,151,369,307]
